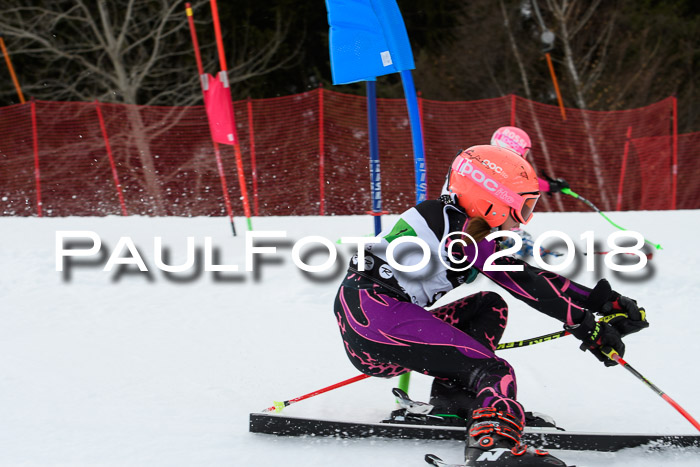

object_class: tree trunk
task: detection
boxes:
[551,0,612,210]
[123,104,166,215]
[499,0,562,211]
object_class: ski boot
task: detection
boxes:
[465,407,570,466]
[385,388,564,432]
[429,380,563,431]
[429,378,478,417]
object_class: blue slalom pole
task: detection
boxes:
[367,80,383,236]
[400,70,426,204]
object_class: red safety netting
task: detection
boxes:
[630,136,673,211]
[677,131,700,210]
[506,96,676,213]
[251,90,321,216]
[0,90,696,218]
[0,103,34,216]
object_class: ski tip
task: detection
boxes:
[424,453,440,465]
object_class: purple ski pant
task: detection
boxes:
[333,272,524,422]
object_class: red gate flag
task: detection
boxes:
[202,71,237,145]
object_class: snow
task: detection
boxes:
[1,210,699,466]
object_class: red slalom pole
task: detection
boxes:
[30,100,42,217]
[209,0,253,231]
[605,350,700,432]
[262,374,371,413]
[185,2,237,235]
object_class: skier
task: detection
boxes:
[490,126,569,195]
[439,126,569,197]
[333,145,649,466]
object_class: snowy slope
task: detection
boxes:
[1,211,699,466]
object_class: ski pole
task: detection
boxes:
[261,374,371,413]
[560,188,662,250]
[495,315,640,351]
[603,349,700,432]
[496,330,570,350]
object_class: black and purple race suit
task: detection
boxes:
[333,196,595,423]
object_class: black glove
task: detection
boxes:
[541,172,570,194]
[585,279,649,337]
[565,310,625,367]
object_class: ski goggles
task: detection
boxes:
[510,191,540,224]
[483,174,539,224]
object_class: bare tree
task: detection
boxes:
[537,0,615,209]
[498,0,562,212]
[0,0,300,214]
[0,1,300,104]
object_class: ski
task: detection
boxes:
[249,412,700,452]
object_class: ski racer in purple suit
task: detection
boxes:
[333,145,649,467]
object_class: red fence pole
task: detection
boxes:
[510,94,516,126]
[616,125,632,211]
[318,84,325,216]
[247,97,259,216]
[30,100,42,217]
[671,97,678,210]
[95,101,128,216]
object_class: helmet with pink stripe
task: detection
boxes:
[491,126,531,159]
[447,145,540,227]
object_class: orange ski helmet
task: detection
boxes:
[491,126,532,159]
[447,145,540,227]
